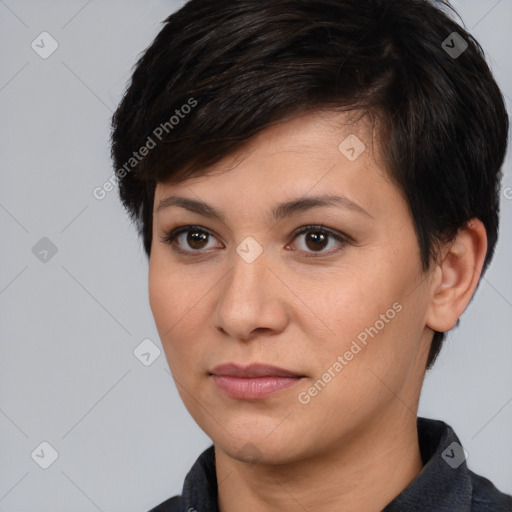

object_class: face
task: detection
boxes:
[149,110,434,465]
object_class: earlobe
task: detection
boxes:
[425,219,487,333]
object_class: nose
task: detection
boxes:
[213,245,289,341]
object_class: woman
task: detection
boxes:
[110,0,512,510]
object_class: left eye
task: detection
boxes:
[160,224,349,257]
[290,225,348,255]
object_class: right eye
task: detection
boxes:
[160,225,223,256]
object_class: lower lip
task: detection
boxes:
[211,375,303,400]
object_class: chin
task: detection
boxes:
[214,427,310,466]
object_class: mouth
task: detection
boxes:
[209,363,306,400]
[211,363,304,378]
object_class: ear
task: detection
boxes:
[425,218,488,333]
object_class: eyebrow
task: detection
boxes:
[156,193,373,221]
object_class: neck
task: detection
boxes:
[215,410,424,512]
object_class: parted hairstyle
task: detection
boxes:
[110,0,509,369]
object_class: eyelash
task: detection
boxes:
[159,224,351,259]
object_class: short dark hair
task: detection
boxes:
[110,0,509,369]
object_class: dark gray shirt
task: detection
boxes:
[149,417,512,511]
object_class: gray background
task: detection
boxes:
[0,1,511,511]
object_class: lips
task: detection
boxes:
[210,363,305,400]
[210,363,303,378]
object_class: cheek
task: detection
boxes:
[318,267,397,334]
[309,254,424,376]
[148,258,169,327]
[148,255,210,371]
[148,257,187,350]
[148,250,194,323]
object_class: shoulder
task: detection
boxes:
[147,495,182,512]
[469,470,512,512]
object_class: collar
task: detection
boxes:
[382,417,472,511]
[173,417,508,512]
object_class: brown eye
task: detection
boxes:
[186,230,210,250]
[290,225,349,257]
[161,224,349,258]
[303,231,329,251]
[161,226,222,254]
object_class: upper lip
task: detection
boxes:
[210,363,304,378]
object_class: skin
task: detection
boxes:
[148,110,487,512]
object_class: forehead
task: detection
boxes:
[153,109,398,220]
